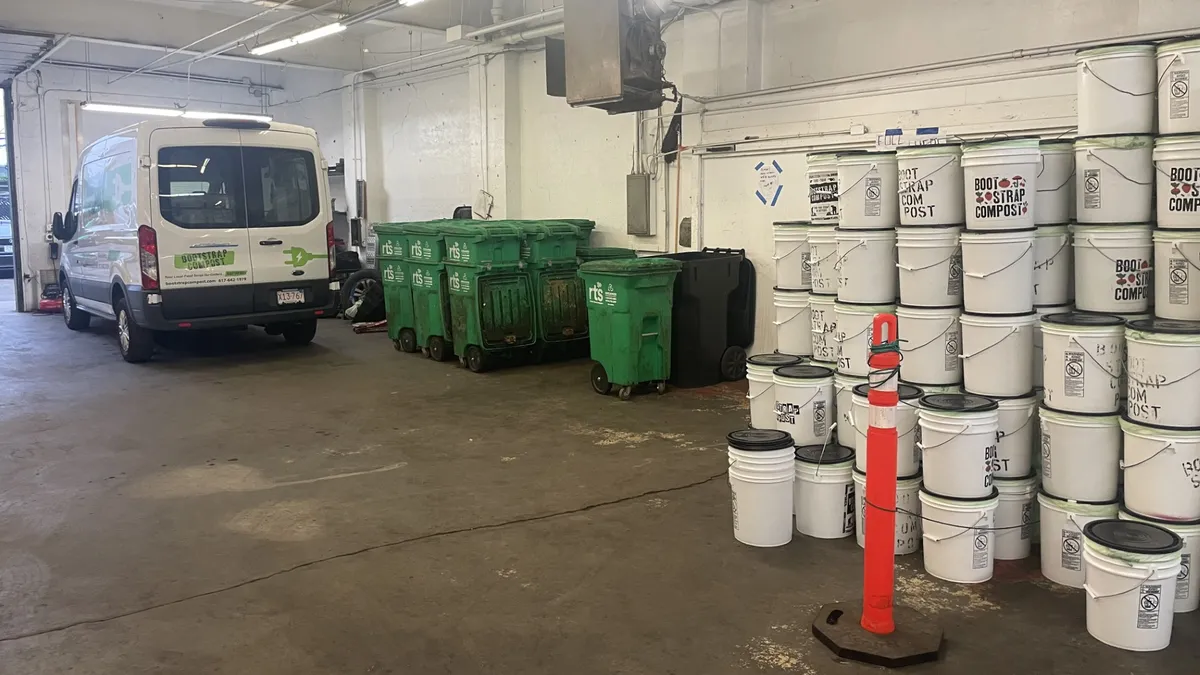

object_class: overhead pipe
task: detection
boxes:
[55,36,347,73]
[464,7,564,40]
[43,59,283,90]
[171,0,343,69]
[497,23,564,45]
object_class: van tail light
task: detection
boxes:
[326,221,335,275]
[138,225,160,290]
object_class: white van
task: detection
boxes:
[52,118,337,362]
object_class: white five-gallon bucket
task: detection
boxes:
[747,353,803,430]
[1083,519,1184,652]
[773,364,836,447]
[835,373,868,450]
[1040,312,1125,414]
[918,393,1000,499]
[1038,491,1119,587]
[1034,303,1074,388]
[793,443,856,539]
[855,470,923,555]
[1153,135,1200,228]
[991,392,1039,479]
[1036,141,1076,225]
[727,429,799,547]
[1034,225,1072,306]
[962,138,1040,231]
[1157,39,1200,135]
[1072,224,1153,313]
[807,227,840,295]
[1121,508,1200,614]
[896,305,962,386]
[1039,405,1122,502]
[808,153,840,224]
[1125,318,1200,429]
[808,293,839,365]
[773,222,812,290]
[851,382,923,477]
[897,144,964,226]
[920,488,1000,584]
[961,229,1035,314]
[836,229,897,304]
[1075,136,1154,223]
[837,151,899,229]
[960,312,1037,397]
[774,288,813,357]
[1153,229,1200,319]
[1076,44,1156,135]
[994,473,1039,560]
[896,226,962,307]
[1122,417,1200,522]
[834,302,895,377]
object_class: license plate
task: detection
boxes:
[276,289,305,305]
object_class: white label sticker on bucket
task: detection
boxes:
[972,174,1029,220]
[1062,530,1083,570]
[1064,351,1086,397]
[1083,169,1102,210]
[947,250,963,296]
[864,176,882,217]
[972,529,990,570]
[1179,553,1191,600]
[1170,258,1191,306]
[843,484,855,534]
[810,171,839,221]
[1042,432,1053,478]
[945,329,960,372]
[1138,585,1162,630]
[1171,70,1191,120]
[813,399,829,438]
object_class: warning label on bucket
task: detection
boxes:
[843,484,856,534]
[1021,503,1033,541]
[801,252,812,286]
[972,530,989,570]
[1170,258,1191,306]
[1179,553,1192,601]
[864,176,882,217]
[1042,433,1052,478]
[1064,352,1086,397]
[1083,169,1102,210]
[947,249,963,296]
[1062,531,1083,571]
[1171,70,1191,120]
[1138,585,1162,630]
[813,400,829,438]
[945,330,960,373]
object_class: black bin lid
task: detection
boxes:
[727,429,795,452]
[795,444,854,464]
[852,383,923,400]
[1043,312,1125,327]
[1083,519,1184,555]
[774,364,835,380]
[919,393,998,412]
[1128,318,1200,335]
[748,353,804,368]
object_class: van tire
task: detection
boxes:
[116,298,154,363]
[282,319,318,346]
[62,281,91,331]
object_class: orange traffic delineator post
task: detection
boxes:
[811,313,943,668]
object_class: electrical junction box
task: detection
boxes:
[627,173,654,236]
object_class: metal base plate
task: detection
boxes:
[811,601,943,668]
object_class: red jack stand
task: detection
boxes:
[811,314,943,667]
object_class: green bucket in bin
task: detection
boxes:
[578,257,682,400]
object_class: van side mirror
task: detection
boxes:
[52,212,66,240]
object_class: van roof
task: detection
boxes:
[80,118,320,159]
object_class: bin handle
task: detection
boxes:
[964,243,1032,279]
[922,513,988,543]
[773,312,806,327]
[916,422,975,451]
[897,249,959,272]
[772,242,805,261]
[904,320,956,353]
[834,323,871,343]
[1068,334,1123,379]
[960,325,1020,360]
[1084,568,1160,601]
[1120,443,1176,470]
[834,240,866,271]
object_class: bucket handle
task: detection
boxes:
[773,311,806,327]
[1034,237,1070,270]
[1081,238,1156,271]
[1000,406,1037,438]
[812,246,840,266]
[963,243,1032,279]
[834,323,872,343]
[1081,60,1159,97]
[1120,442,1176,470]
[1172,242,1200,272]
[922,513,988,543]
[1035,168,1076,193]
[897,249,959,273]
[772,242,805,261]
[836,164,876,199]
[1067,334,1124,379]
[916,422,975,450]
[747,387,773,401]
[902,320,956,353]
[1085,150,1152,186]
[897,157,958,195]
[1083,568,1160,602]
[833,240,866,271]
[960,325,1020,360]
[854,417,920,438]
[1126,364,1200,388]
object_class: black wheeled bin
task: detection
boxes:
[654,248,756,388]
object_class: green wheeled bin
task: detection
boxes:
[530,264,590,360]
[578,258,683,400]
[556,219,596,245]
[374,223,417,353]
[441,221,524,270]
[518,221,579,267]
[401,221,450,263]
[446,265,537,372]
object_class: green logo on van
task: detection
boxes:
[283,247,329,268]
[174,250,235,270]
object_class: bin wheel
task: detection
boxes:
[656,381,668,395]
[590,363,612,395]
[465,345,489,373]
[428,336,450,362]
[618,386,633,401]
[398,329,418,353]
[720,345,749,381]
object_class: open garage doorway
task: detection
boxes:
[1,83,18,312]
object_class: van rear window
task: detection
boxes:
[158,146,319,229]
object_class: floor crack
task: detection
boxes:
[0,470,727,644]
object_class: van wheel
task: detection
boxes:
[116,298,154,363]
[62,282,90,331]
[282,320,318,346]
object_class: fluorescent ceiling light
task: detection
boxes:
[81,102,182,117]
[182,111,273,123]
[398,0,429,5]
[251,22,346,55]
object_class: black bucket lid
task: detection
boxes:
[1043,312,1124,327]
[1120,505,1200,527]
[795,444,855,464]
[774,364,835,380]
[1128,318,1200,335]
[1083,519,1184,555]
[919,393,998,412]
[773,285,809,293]
[920,486,1000,502]
[854,467,922,481]
[1039,487,1119,506]
[852,383,923,400]
[727,429,795,452]
[748,353,803,368]
[773,220,811,226]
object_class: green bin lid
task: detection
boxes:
[401,221,450,235]
[580,257,682,274]
[372,222,408,234]
[440,222,523,239]
[516,221,580,238]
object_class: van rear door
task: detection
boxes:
[150,128,255,318]
[239,129,331,313]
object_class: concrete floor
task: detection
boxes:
[0,292,1197,674]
